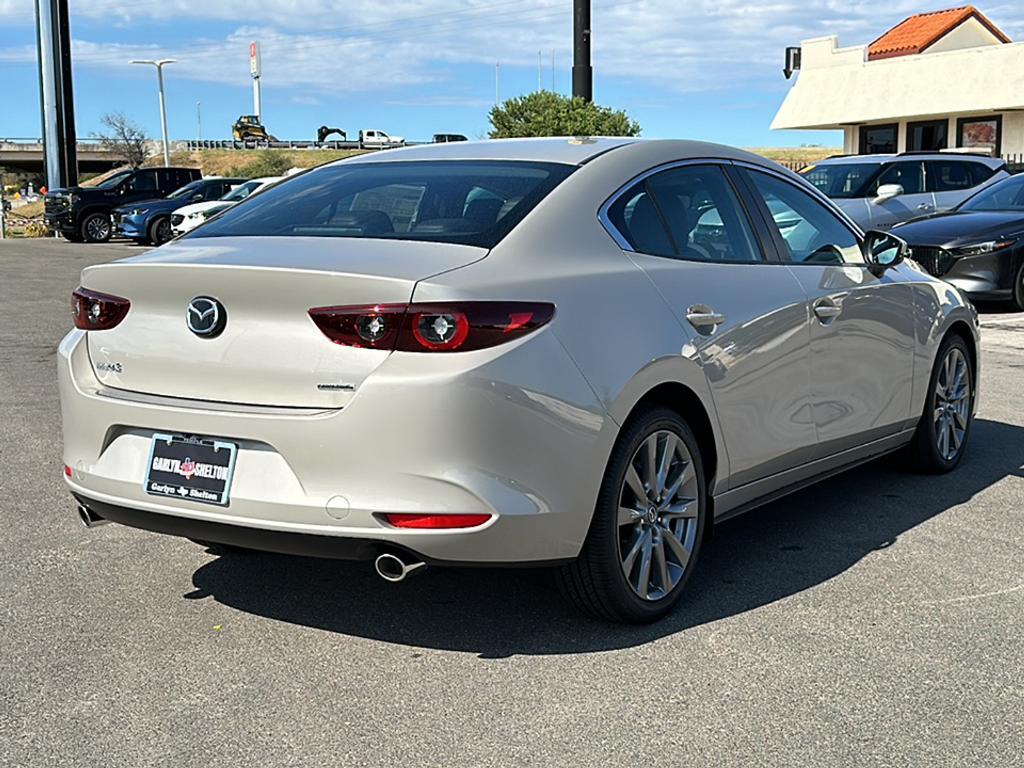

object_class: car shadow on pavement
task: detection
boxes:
[187,418,1024,657]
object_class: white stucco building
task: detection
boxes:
[772,6,1024,158]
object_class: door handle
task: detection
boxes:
[812,299,842,322]
[685,307,726,330]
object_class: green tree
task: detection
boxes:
[488,91,640,139]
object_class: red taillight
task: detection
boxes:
[71,287,130,330]
[382,513,493,529]
[63,465,72,478]
[308,302,554,352]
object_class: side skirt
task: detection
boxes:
[712,428,916,523]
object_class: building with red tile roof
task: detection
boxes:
[772,6,1023,157]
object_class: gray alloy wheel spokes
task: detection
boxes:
[617,429,699,601]
[933,347,971,461]
[87,216,109,240]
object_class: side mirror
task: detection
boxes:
[872,184,904,204]
[863,229,908,275]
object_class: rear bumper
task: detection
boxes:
[73,492,379,560]
[59,327,616,565]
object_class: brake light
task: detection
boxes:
[71,287,130,330]
[308,302,554,352]
[382,513,493,529]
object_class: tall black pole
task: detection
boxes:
[35,0,77,190]
[572,0,592,102]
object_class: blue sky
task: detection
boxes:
[2,1,1023,148]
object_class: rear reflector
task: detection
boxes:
[309,301,554,352]
[63,465,72,478]
[382,513,493,529]
[71,286,130,330]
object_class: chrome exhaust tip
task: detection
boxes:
[374,552,426,583]
[77,503,108,529]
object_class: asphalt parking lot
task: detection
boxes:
[2,237,1022,767]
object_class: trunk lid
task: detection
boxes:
[82,236,485,407]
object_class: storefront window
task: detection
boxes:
[907,120,948,152]
[956,115,1002,155]
[859,124,898,154]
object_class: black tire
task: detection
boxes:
[1011,261,1024,312]
[148,216,173,246]
[908,334,975,474]
[558,407,707,623]
[80,212,112,243]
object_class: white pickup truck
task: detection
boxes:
[359,129,405,148]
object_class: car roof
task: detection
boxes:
[328,137,783,168]
[815,153,1004,168]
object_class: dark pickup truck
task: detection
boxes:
[45,167,201,243]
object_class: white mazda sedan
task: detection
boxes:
[61,138,978,622]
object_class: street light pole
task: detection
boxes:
[34,0,77,190]
[131,59,175,166]
[572,0,592,102]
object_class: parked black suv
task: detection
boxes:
[45,167,201,243]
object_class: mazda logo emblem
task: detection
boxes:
[186,296,226,338]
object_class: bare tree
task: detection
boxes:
[94,112,149,168]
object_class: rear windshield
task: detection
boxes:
[800,163,879,199]
[186,160,575,248]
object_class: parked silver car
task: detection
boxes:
[800,153,1008,230]
[61,138,979,623]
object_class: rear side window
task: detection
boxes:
[187,161,574,248]
[605,165,761,263]
[126,170,158,192]
[605,184,675,256]
[927,160,993,191]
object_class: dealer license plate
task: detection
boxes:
[144,433,237,506]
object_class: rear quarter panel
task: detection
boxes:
[412,148,731,521]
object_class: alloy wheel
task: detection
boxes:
[86,215,110,241]
[155,219,172,244]
[933,347,971,461]
[617,429,699,601]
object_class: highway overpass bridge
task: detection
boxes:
[1,139,125,182]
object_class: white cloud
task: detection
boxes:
[4,1,1024,99]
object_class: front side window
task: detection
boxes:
[745,170,862,265]
[95,170,133,190]
[872,162,925,195]
[188,161,574,248]
[800,163,878,199]
[605,165,761,263]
